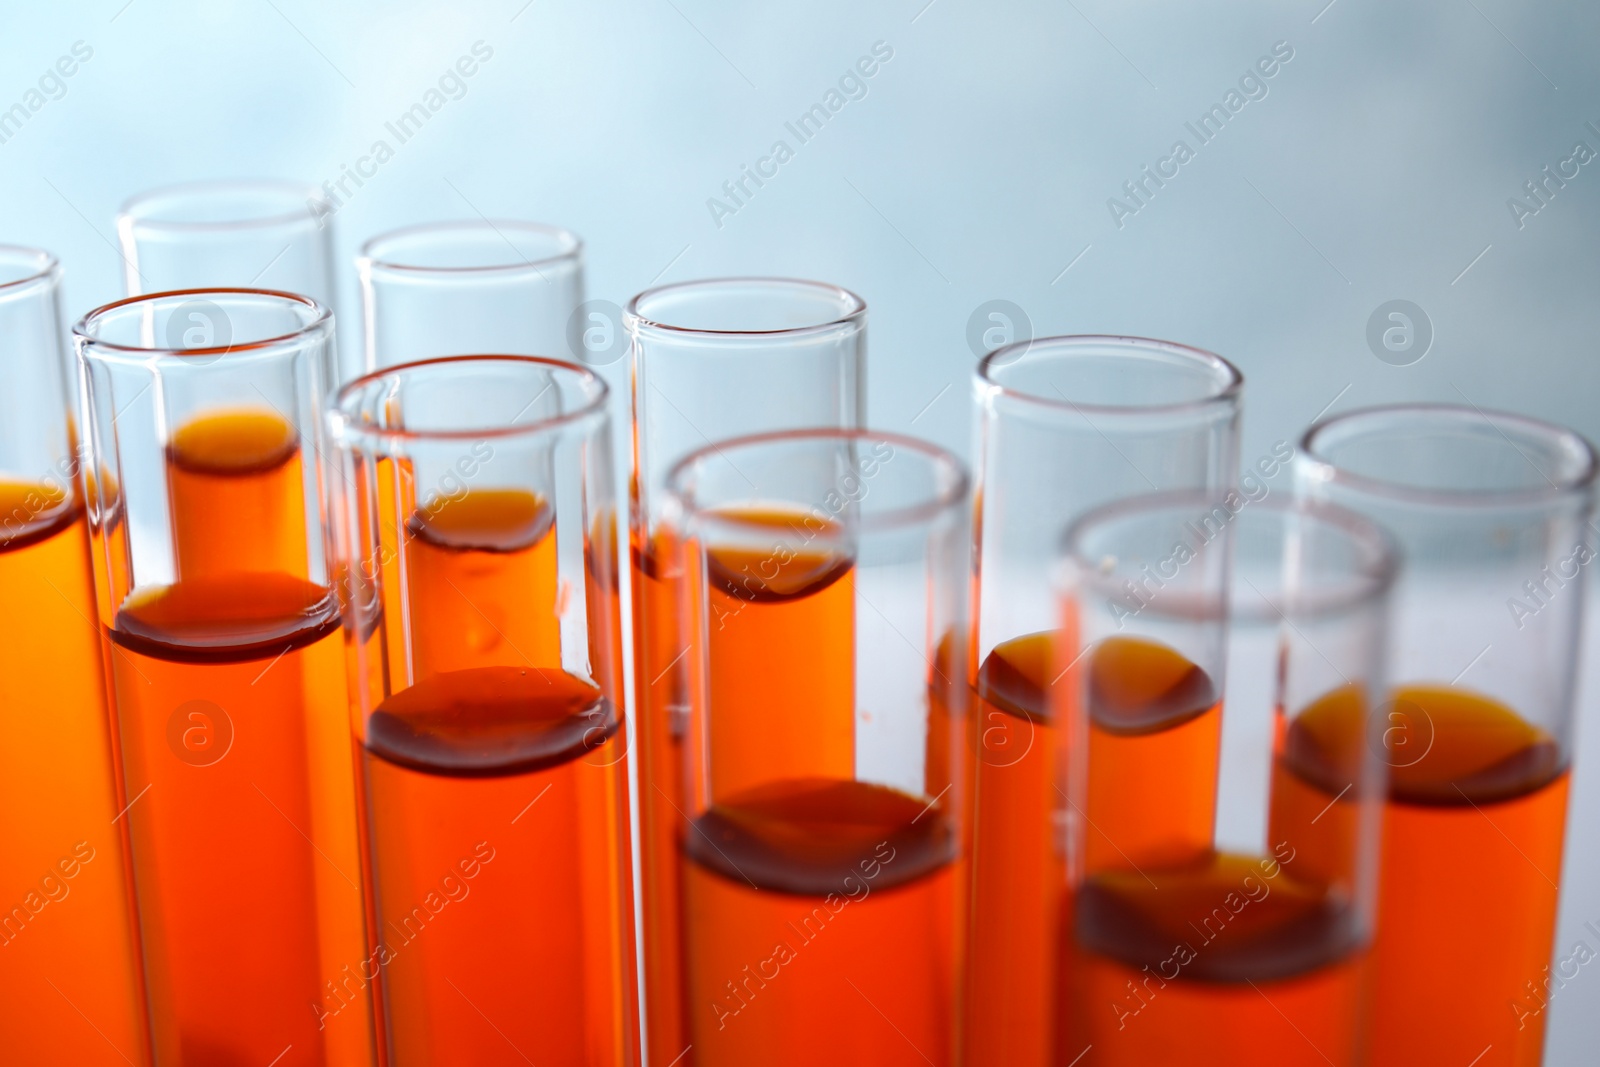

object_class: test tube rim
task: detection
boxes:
[72,286,332,362]
[116,178,329,233]
[663,426,969,536]
[977,333,1243,418]
[1058,490,1400,624]
[1300,402,1599,511]
[330,353,610,445]
[0,244,60,300]
[625,276,867,339]
[356,219,583,277]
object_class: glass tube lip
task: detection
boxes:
[73,287,332,363]
[357,220,582,278]
[330,354,609,446]
[625,277,867,338]
[117,179,327,233]
[664,427,968,535]
[1061,491,1398,623]
[978,334,1243,417]
[1301,403,1599,510]
[0,244,60,299]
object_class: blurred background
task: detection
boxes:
[3,0,1597,1057]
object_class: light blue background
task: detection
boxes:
[3,0,1598,1059]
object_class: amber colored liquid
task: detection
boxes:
[699,510,856,799]
[1061,640,1367,1067]
[965,631,1060,1067]
[1079,636,1223,870]
[630,529,694,1067]
[677,513,958,1066]
[633,508,861,1066]
[1066,855,1365,1067]
[684,779,957,1067]
[361,490,638,1066]
[167,409,307,580]
[1291,685,1569,1067]
[0,482,150,1066]
[107,411,373,1067]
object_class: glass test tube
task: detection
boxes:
[1297,406,1598,1067]
[625,278,865,1066]
[1057,495,1395,1067]
[356,220,583,372]
[117,180,345,381]
[328,355,639,1067]
[74,289,374,1067]
[661,428,968,1066]
[116,180,335,302]
[0,247,150,1065]
[966,336,1241,1066]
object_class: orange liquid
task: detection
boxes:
[965,632,1061,1067]
[699,509,856,801]
[1078,635,1222,872]
[1294,685,1569,1067]
[684,779,957,1067]
[404,488,560,674]
[676,510,960,1066]
[630,530,694,1067]
[360,490,638,1066]
[1065,854,1365,1067]
[0,481,150,1066]
[107,412,373,1067]
[633,507,860,1066]
[167,409,307,580]
[1060,641,1367,1067]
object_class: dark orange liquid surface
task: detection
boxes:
[0,481,150,1065]
[1060,640,1367,1066]
[1293,684,1569,1067]
[684,778,957,1067]
[108,412,372,1067]
[1065,853,1365,1067]
[361,488,637,1066]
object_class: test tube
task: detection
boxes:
[1057,494,1395,1067]
[966,335,1241,1066]
[0,247,150,1065]
[328,355,638,1066]
[116,180,334,301]
[356,220,583,372]
[660,428,968,1066]
[1297,405,1598,1066]
[117,180,344,381]
[624,277,865,1065]
[74,289,374,1067]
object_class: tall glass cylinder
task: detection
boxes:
[74,289,374,1067]
[661,428,968,1066]
[355,221,583,372]
[117,180,343,380]
[0,247,150,1065]
[966,335,1242,1066]
[624,277,865,1065]
[329,355,638,1066]
[1297,405,1598,1067]
[1057,495,1395,1067]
